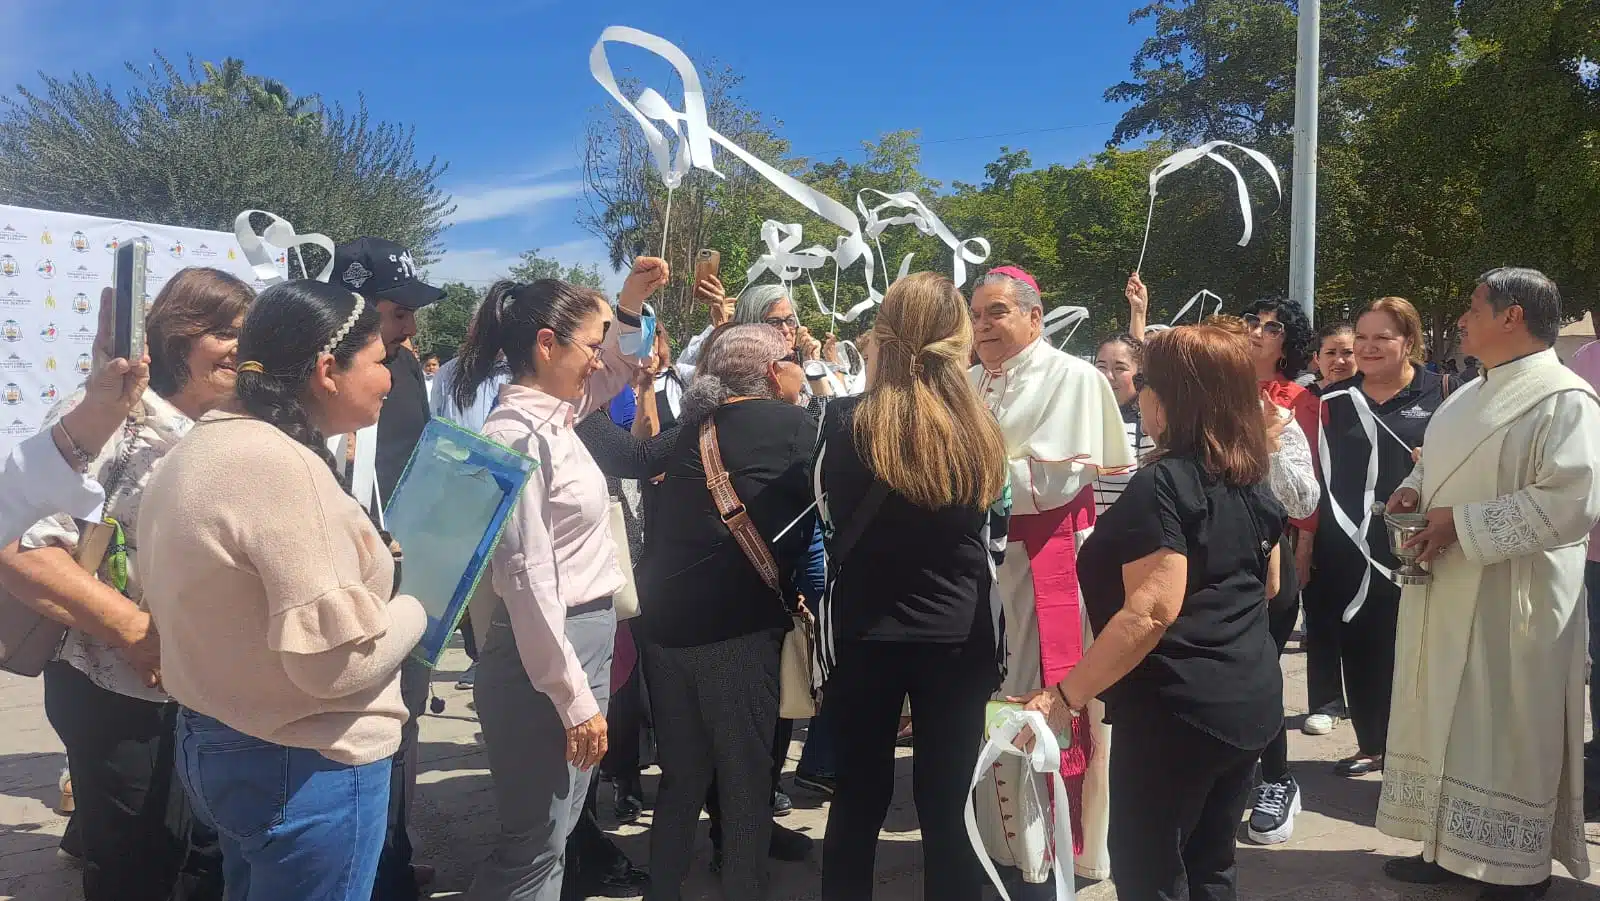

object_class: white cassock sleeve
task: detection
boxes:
[0,429,104,546]
[1008,370,1132,513]
[1455,392,1600,567]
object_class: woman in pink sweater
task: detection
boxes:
[140,279,426,901]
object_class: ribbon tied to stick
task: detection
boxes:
[233,210,336,285]
[1135,141,1282,273]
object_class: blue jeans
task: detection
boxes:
[173,710,391,901]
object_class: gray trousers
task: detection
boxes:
[641,628,783,901]
[467,602,615,901]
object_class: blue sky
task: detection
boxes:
[0,1,1154,293]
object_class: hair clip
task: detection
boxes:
[237,361,266,374]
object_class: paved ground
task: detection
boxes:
[3,639,1599,900]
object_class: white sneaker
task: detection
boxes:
[1302,712,1336,736]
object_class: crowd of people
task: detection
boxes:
[1,224,1597,901]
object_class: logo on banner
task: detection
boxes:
[39,323,57,343]
[76,354,92,374]
[36,258,56,279]
[0,290,25,308]
[3,418,29,437]
[105,237,120,254]
[39,384,57,404]
[43,291,56,310]
[69,325,93,345]
[69,231,90,253]
[66,264,97,282]
[0,225,26,244]
[0,256,19,278]
[227,248,237,260]
[193,243,218,259]
[0,320,19,342]
[1,384,21,405]
[38,229,52,246]
[71,292,90,314]
[169,241,185,259]
[1,353,29,372]
[44,356,57,371]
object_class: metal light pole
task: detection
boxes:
[1289,0,1321,323]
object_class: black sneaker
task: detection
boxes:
[793,771,836,796]
[455,663,477,690]
[1246,776,1300,845]
[772,789,793,817]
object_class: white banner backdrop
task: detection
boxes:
[0,204,276,454]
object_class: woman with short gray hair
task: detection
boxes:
[635,323,818,900]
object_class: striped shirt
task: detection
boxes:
[1095,401,1156,516]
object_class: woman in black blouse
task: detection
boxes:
[815,272,1009,901]
[1310,296,1449,778]
[1019,324,1285,901]
[635,323,816,901]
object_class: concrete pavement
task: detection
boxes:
[3,639,1598,900]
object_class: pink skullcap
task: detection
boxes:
[986,265,1039,293]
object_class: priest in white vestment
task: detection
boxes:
[1382,268,1598,900]
[966,267,1132,886]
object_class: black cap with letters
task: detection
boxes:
[331,237,444,309]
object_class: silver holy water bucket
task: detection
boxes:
[1374,503,1432,586]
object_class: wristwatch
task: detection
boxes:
[803,361,829,381]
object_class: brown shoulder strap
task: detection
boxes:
[699,420,781,592]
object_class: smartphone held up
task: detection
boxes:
[112,238,151,362]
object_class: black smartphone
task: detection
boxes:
[112,238,150,360]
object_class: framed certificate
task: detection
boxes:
[384,419,536,667]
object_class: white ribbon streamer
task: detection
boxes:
[1043,305,1089,350]
[233,210,336,285]
[1169,289,1224,325]
[855,189,991,287]
[1135,142,1282,272]
[965,708,1075,901]
[1317,389,1396,621]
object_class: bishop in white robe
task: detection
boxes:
[966,268,1131,884]
[1380,277,1599,894]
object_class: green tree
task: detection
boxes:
[507,249,604,288]
[415,282,482,360]
[0,54,453,263]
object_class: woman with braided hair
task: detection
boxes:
[139,279,426,900]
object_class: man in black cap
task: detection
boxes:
[332,236,444,900]
[333,236,445,502]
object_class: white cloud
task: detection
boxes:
[444,181,583,226]
[425,248,525,285]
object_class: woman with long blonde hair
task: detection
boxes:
[815,271,1009,901]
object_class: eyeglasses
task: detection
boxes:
[1243,314,1286,337]
[764,315,800,329]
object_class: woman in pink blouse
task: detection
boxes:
[449,258,666,901]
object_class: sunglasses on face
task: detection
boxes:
[764,315,800,329]
[1243,314,1286,337]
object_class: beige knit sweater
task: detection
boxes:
[139,413,427,765]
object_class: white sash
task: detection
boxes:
[1316,388,1393,621]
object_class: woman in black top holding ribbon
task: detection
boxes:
[1018,324,1284,901]
[815,272,1010,901]
[1310,296,1449,778]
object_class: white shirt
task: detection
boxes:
[0,429,103,547]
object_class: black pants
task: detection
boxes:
[1259,534,1299,784]
[371,656,427,900]
[604,656,649,783]
[1340,584,1399,756]
[43,661,220,901]
[821,637,998,901]
[707,717,791,844]
[1109,706,1258,901]
[1300,574,1346,715]
[460,613,479,661]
